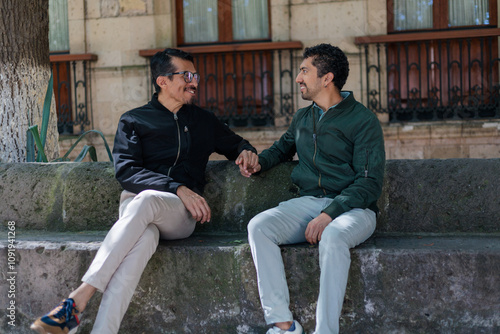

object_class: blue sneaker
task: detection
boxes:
[267,320,303,334]
[30,298,80,334]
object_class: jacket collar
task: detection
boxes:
[150,93,186,115]
[150,93,170,112]
[312,91,353,112]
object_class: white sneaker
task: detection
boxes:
[266,320,303,334]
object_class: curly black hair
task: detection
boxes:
[303,44,349,91]
[150,48,194,93]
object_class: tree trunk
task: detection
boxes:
[0,0,59,162]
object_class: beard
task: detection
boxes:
[186,96,196,105]
[300,90,312,101]
[184,86,197,105]
[300,86,313,101]
[300,82,321,101]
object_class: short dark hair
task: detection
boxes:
[150,48,194,93]
[303,44,349,91]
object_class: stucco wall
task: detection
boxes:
[59,0,500,162]
[67,0,172,138]
[66,0,387,136]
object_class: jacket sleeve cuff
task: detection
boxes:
[166,182,184,195]
[258,155,272,172]
[321,200,349,221]
[237,141,257,155]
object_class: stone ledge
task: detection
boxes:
[1,159,500,234]
[0,233,499,333]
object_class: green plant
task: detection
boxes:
[26,72,113,163]
[53,129,113,162]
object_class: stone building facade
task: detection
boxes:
[54,0,500,160]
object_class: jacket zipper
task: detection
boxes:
[167,113,182,177]
[364,149,369,178]
[312,111,327,196]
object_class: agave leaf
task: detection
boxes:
[92,130,113,162]
[26,128,36,162]
[59,130,113,162]
[40,71,53,148]
[26,109,35,162]
[51,156,71,162]
[88,146,98,161]
[26,73,52,162]
[28,125,48,163]
[74,145,98,162]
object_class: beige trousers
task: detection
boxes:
[82,189,196,334]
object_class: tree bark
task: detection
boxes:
[0,0,59,162]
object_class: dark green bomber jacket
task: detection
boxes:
[258,92,386,220]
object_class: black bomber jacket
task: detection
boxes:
[113,94,256,195]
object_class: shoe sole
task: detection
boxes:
[30,323,79,334]
[30,323,48,334]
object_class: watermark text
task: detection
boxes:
[6,221,17,327]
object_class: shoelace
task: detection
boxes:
[51,299,76,322]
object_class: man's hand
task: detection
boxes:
[176,186,211,224]
[305,212,333,244]
[235,150,261,177]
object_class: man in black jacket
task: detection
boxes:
[31,48,258,334]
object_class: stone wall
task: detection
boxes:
[384,120,500,159]
[68,0,173,138]
[0,160,499,333]
[2,159,500,233]
[59,0,500,162]
[64,0,385,137]
[58,119,500,162]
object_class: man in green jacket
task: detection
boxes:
[245,44,385,334]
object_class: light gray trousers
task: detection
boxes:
[81,190,196,334]
[247,196,376,334]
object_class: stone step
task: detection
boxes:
[1,159,500,234]
[1,231,499,333]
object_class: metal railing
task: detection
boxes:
[140,42,303,127]
[50,53,97,134]
[355,28,500,122]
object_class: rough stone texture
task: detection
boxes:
[1,159,500,234]
[0,234,498,333]
[0,162,120,231]
[100,0,150,17]
[201,161,298,233]
[0,159,499,333]
[378,159,500,233]
[383,121,500,159]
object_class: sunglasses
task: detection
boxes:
[163,71,200,83]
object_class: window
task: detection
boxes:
[392,1,433,31]
[448,0,491,27]
[388,0,497,32]
[49,0,73,133]
[174,0,275,127]
[49,0,69,52]
[176,0,270,45]
[383,0,499,121]
[231,0,269,41]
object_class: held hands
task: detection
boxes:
[305,212,333,244]
[235,150,261,177]
[176,185,211,224]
